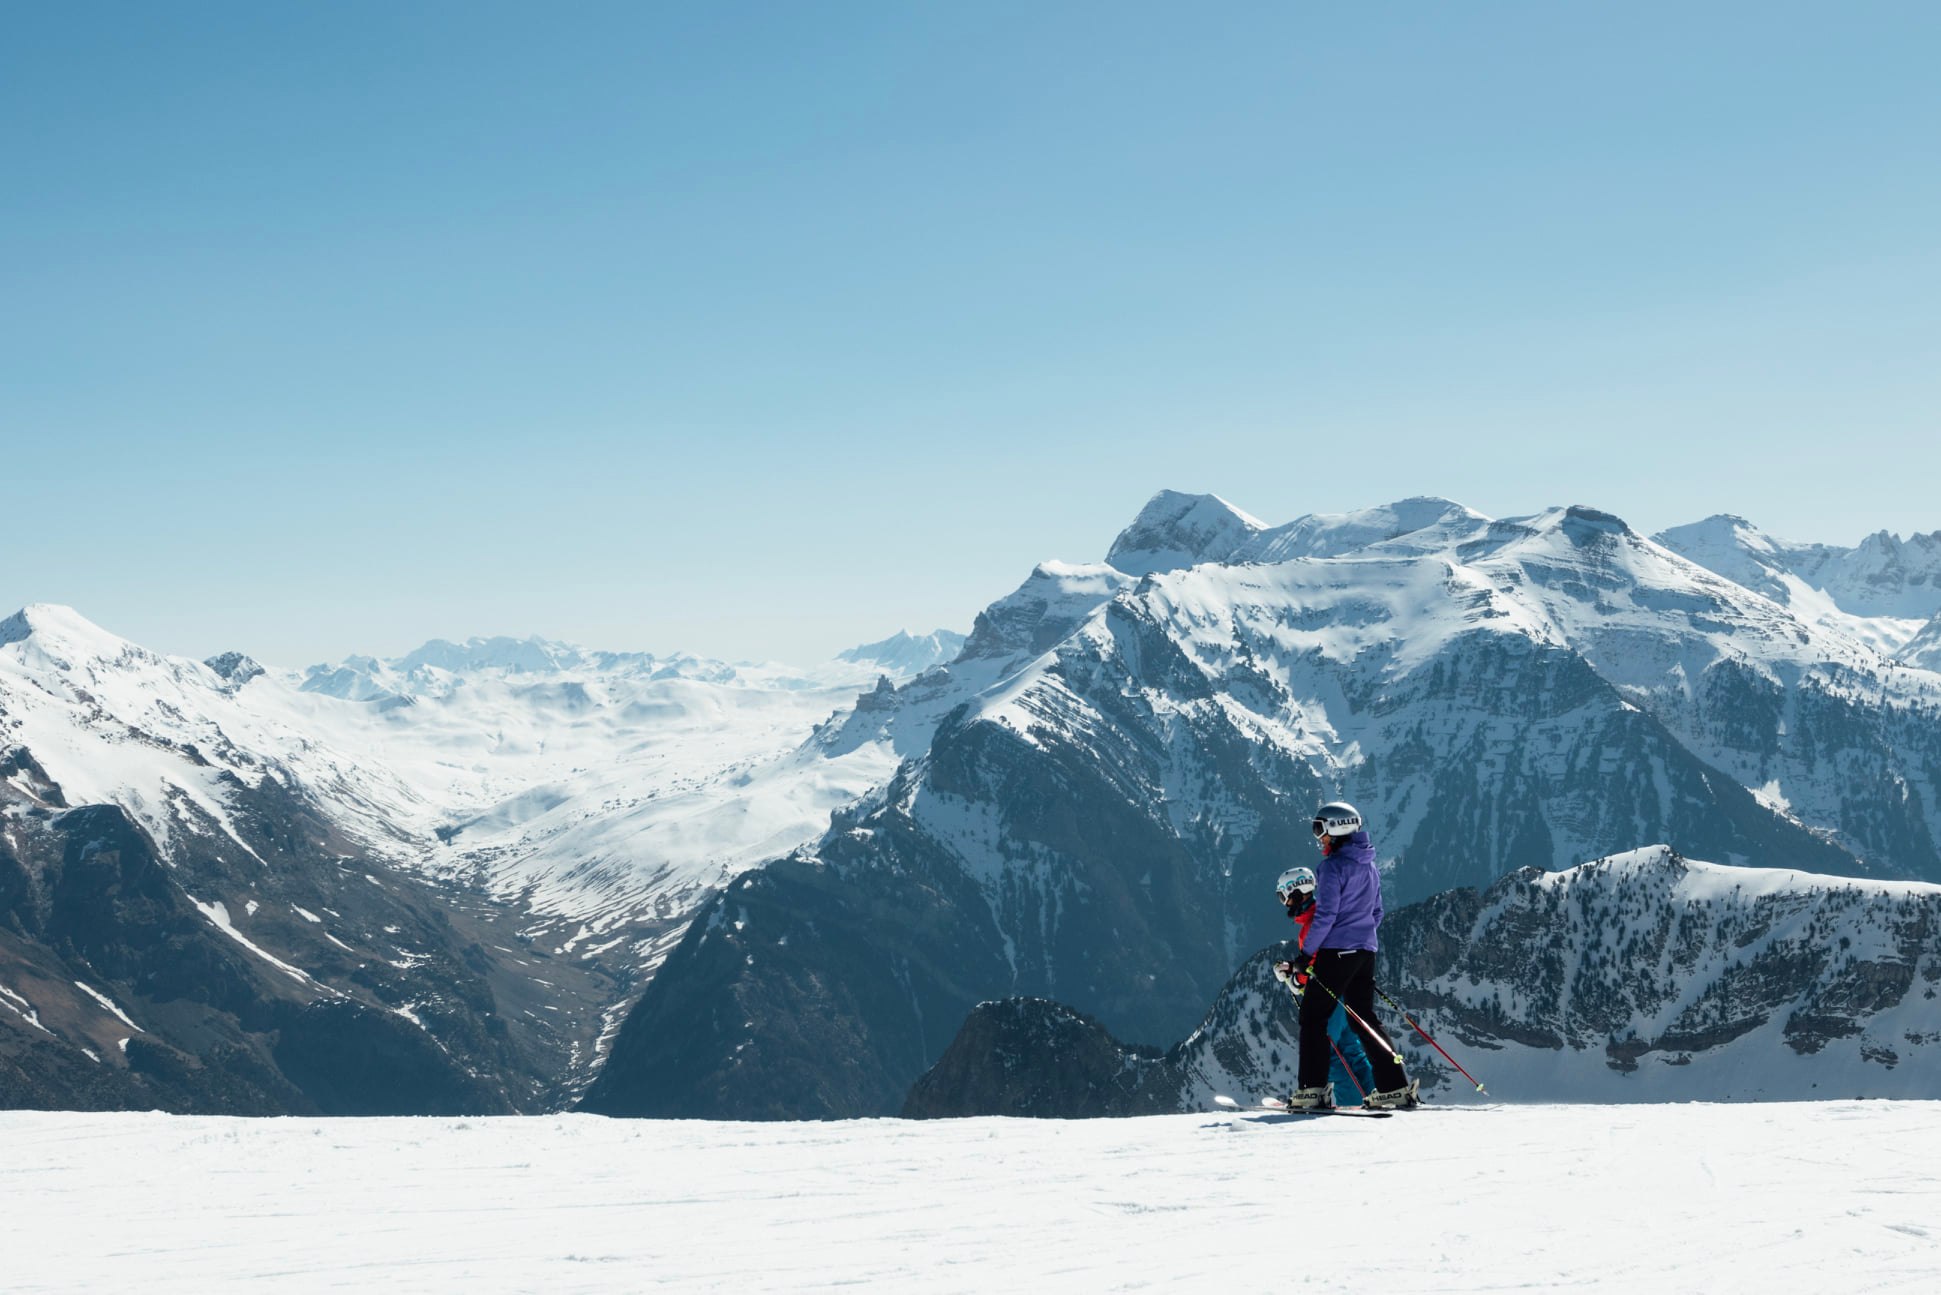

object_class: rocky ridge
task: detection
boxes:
[905,849,1941,1115]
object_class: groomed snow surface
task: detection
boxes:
[6,1104,1939,1292]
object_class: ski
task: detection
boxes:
[1213,1094,1393,1118]
[1257,1097,1393,1119]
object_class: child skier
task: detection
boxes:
[1273,863,1375,1103]
[1272,801,1420,1111]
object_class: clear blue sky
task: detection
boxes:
[5,2,1938,666]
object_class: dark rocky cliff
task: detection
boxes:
[902,998,1173,1119]
[0,763,620,1114]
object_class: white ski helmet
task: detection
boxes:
[1275,865,1317,905]
[1311,801,1363,839]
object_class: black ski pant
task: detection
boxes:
[1298,949,1408,1093]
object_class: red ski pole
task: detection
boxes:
[1375,984,1488,1095]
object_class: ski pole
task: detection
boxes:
[1374,984,1488,1095]
[1281,977,1370,1101]
[1301,971,1404,1066]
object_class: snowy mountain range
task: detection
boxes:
[1654,514,1941,659]
[2,607,955,1110]
[837,630,968,676]
[906,847,1941,1115]
[0,607,941,943]
[586,492,1941,1118]
[9,489,1941,1119]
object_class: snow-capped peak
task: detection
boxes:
[396,635,591,676]
[204,651,266,687]
[959,561,1132,661]
[1538,843,1941,902]
[1657,513,1772,551]
[1105,491,1267,576]
[1490,504,1639,547]
[1656,514,1941,652]
[1653,514,1795,603]
[1241,496,1491,563]
[836,630,968,677]
[0,603,149,664]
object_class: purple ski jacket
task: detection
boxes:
[1304,830,1384,953]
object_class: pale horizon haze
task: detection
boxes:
[5,3,1938,667]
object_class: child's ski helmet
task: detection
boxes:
[1311,801,1363,839]
[1275,865,1317,905]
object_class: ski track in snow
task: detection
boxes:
[3,1104,1939,1292]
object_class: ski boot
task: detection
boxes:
[1364,1079,1421,1110]
[1283,1083,1334,1110]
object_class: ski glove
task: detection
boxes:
[1274,956,1313,987]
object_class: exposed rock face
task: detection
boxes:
[901,949,1306,1119]
[957,562,1130,662]
[0,766,617,1114]
[902,999,1172,1119]
[271,1000,505,1116]
[204,652,266,687]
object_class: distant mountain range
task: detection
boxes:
[837,630,968,677]
[1655,514,1941,659]
[7,493,1941,1118]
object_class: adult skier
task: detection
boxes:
[1271,801,1420,1110]
[1273,863,1375,1102]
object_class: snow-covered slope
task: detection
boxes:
[0,607,914,962]
[949,501,1941,890]
[836,629,967,676]
[278,645,903,954]
[0,604,305,858]
[1656,513,1941,654]
[6,1104,1939,1292]
[1901,611,1941,671]
[1375,846,1941,1101]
